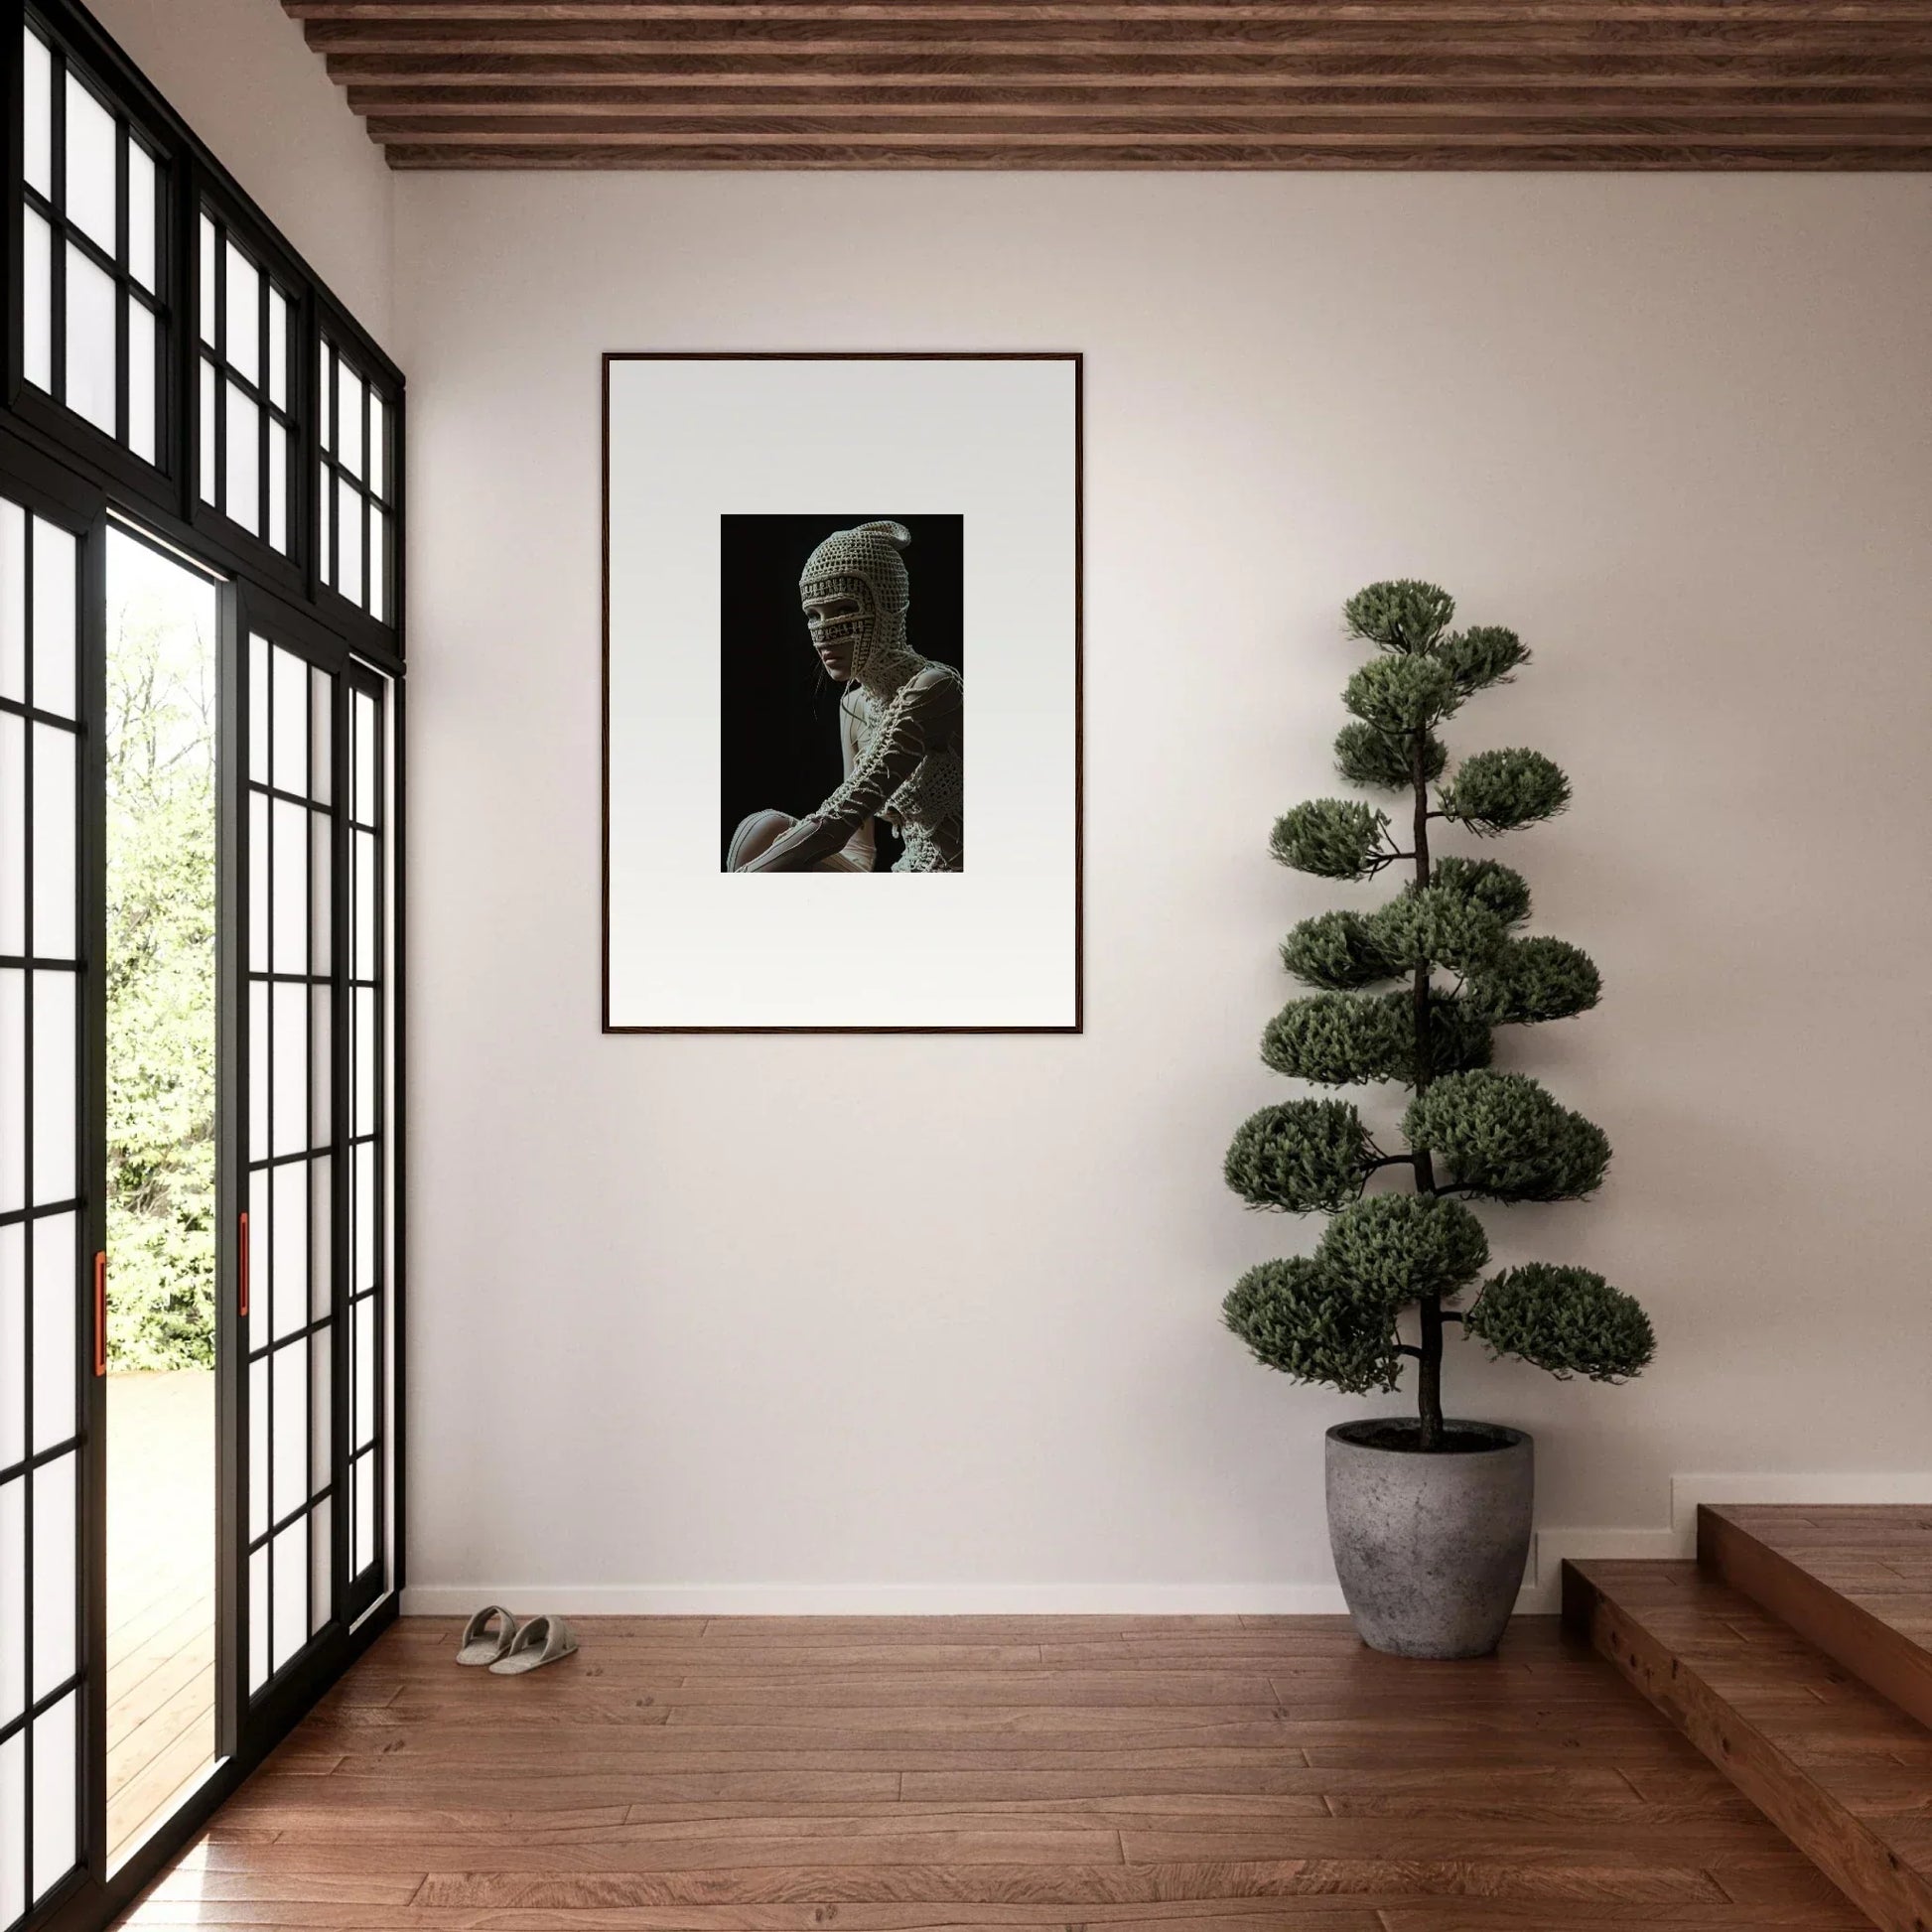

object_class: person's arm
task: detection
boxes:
[740,671,957,873]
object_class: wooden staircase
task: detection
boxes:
[1566,1506,1932,1932]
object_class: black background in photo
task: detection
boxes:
[719,514,963,870]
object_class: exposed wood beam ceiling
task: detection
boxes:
[282,2,1932,170]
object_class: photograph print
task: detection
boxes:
[605,352,1080,1033]
[720,514,964,876]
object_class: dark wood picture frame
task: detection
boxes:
[600,349,1083,1036]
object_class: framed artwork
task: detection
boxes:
[603,352,1082,1033]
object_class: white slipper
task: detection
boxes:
[488,1613,578,1676]
[455,1604,519,1666]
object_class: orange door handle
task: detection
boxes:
[93,1253,106,1377]
[238,1211,250,1319]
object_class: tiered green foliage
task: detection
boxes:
[1223,581,1652,1448]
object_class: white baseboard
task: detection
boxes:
[402,1472,1932,1620]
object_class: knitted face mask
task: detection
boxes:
[799,520,911,686]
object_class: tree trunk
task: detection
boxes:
[1410,728,1445,1451]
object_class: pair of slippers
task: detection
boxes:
[456,1605,578,1674]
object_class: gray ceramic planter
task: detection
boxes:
[1325,1419,1534,1659]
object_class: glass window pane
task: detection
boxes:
[268,288,289,410]
[311,814,332,979]
[272,977,307,1157]
[353,696,376,827]
[22,213,52,394]
[0,1477,21,1721]
[268,418,288,555]
[319,342,334,453]
[225,240,260,387]
[31,1453,75,1694]
[0,1728,19,1927]
[30,1689,76,1904]
[353,987,374,1140]
[272,1337,307,1519]
[369,506,388,624]
[199,213,217,348]
[0,1230,21,1466]
[369,397,386,501]
[337,478,362,609]
[0,972,21,1216]
[247,789,268,976]
[249,632,270,786]
[248,1356,267,1542]
[226,384,260,537]
[64,244,117,438]
[310,1153,332,1318]
[0,501,24,703]
[272,797,308,981]
[310,1494,332,1636]
[272,1163,309,1345]
[0,716,22,956]
[127,298,157,466]
[248,1544,268,1692]
[247,1169,269,1359]
[31,724,75,960]
[352,1299,374,1452]
[339,363,364,480]
[310,667,333,806]
[64,72,117,254]
[352,1449,374,1574]
[23,30,52,198]
[248,978,268,1163]
[31,976,75,1206]
[31,518,76,722]
[317,461,332,586]
[30,1215,75,1451]
[272,645,308,797]
[272,1518,307,1673]
[128,138,157,291]
[353,833,375,982]
[353,1142,374,1297]
[200,360,218,507]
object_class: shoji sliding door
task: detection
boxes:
[0,476,99,1930]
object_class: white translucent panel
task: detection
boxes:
[311,990,333,1148]
[310,1155,333,1320]
[247,1168,268,1358]
[247,1354,267,1544]
[352,1297,375,1452]
[370,395,388,499]
[128,139,157,291]
[31,1452,75,1695]
[353,987,375,1139]
[199,359,217,507]
[64,244,117,438]
[31,518,76,722]
[268,418,288,555]
[353,1142,375,1297]
[247,979,267,1163]
[127,298,157,465]
[0,500,25,702]
[0,1477,20,1722]
[23,213,52,394]
[64,73,117,253]
[319,343,334,452]
[248,631,270,785]
[23,30,52,197]
[272,979,308,1159]
[353,832,376,981]
[268,288,289,410]
[271,1158,307,1339]
[31,725,76,960]
[224,241,260,386]
[225,384,260,537]
[317,462,332,586]
[0,1728,21,1928]
[354,1450,376,1576]
[31,1688,76,1903]
[0,1230,21,1466]
[272,1517,307,1673]
[339,363,364,480]
[0,716,22,955]
[248,1543,269,1692]
[273,1337,307,1520]
[337,478,363,609]
[310,668,333,806]
[31,974,76,1205]
[272,796,308,980]
[247,789,268,976]
[0,971,20,1215]
[353,694,376,826]
[310,1494,332,1635]
[369,506,388,623]
[272,645,308,797]
[30,1214,75,1452]
[200,214,218,346]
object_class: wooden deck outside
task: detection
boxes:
[106,1370,216,1867]
[112,1610,1863,1929]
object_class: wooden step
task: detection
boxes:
[1564,1556,1932,1932]
[1702,1503,1932,1734]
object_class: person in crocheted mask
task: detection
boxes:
[727,520,964,874]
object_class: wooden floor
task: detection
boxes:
[106,1370,217,1866]
[114,1612,1865,1930]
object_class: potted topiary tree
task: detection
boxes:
[1223,581,1654,1660]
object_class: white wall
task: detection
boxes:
[393,172,1932,1611]
[82,0,394,350]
